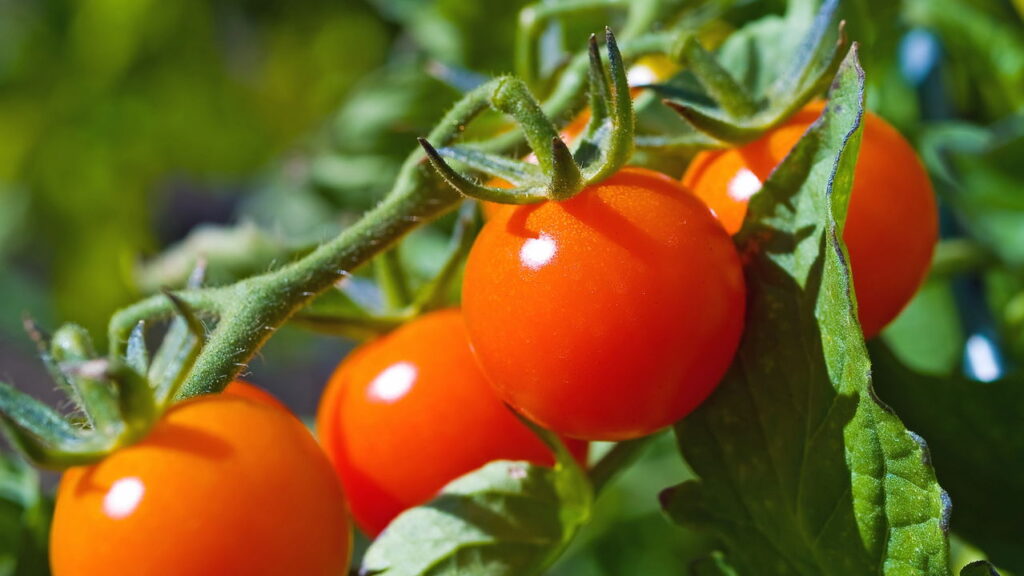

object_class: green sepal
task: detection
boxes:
[0,382,115,469]
[577,29,635,184]
[126,321,149,375]
[150,291,206,406]
[659,0,846,144]
[673,35,757,118]
[430,145,544,190]
[420,29,634,207]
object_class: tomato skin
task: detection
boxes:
[682,101,938,338]
[463,167,746,441]
[223,379,289,412]
[51,395,351,576]
[316,309,587,537]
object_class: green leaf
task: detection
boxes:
[870,343,1024,574]
[919,118,1024,268]
[361,451,592,576]
[881,279,965,376]
[664,48,952,575]
[0,452,51,576]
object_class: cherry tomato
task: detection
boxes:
[224,379,288,412]
[682,101,938,338]
[51,395,351,576]
[316,309,588,537]
[463,167,746,441]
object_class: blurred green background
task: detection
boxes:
[0,0,1022,574]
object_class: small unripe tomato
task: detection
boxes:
[50,395,351,576]
[682,101,938,338]
[316,309,587,537]
[463,167,746,441]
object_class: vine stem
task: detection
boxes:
[178,167,462,398]
[588,436,657,495]
[104,29,678,403]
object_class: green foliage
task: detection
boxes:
[0,0,391,340]
[0,453,50,576]
[664,50,951,575]
[361,433,592,575]
[1,0,1023,574]
[870,343,1024,574]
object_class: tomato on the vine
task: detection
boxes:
[463,167,746,441]
[682,101,938,338]
[316,309,587,537]
[50,394,351,576]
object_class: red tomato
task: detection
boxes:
[463,167,746,441]
[682,101,938,338]
[224,379,289,412]
[51,395,351,576]
[316,309,588,537]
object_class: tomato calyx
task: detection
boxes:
[657,0,848,146]
[418,29,634,206]
[0,294,207,469]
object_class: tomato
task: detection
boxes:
[463,167,746,441]
[682,101,938,338]
[224,379,288,412]
[51,395,351,576]
[316,309,588,537]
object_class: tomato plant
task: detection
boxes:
[317,308,587,536]
[1,1,1020,575]
[682,101,938,338]
[462,167,745,441]
[49,394,350,576]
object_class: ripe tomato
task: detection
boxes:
[316,309,588,537]
[51,395,351,576]
[682,101,938,338]
[224,379,288,412]
[463,167,746,441]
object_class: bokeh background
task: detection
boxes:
[1,0,1022,574]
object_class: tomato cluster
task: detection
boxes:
[50,100,937,565]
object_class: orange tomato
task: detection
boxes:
[51,395,351,576]
[224,380,288,412]
[316,309,588,537]
[682,101,938,338]
[463,168,746,441]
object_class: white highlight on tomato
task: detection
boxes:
[727,168,762,202]
[103,477,144,519]
[369,362,417,402]
[520,234,557,270]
